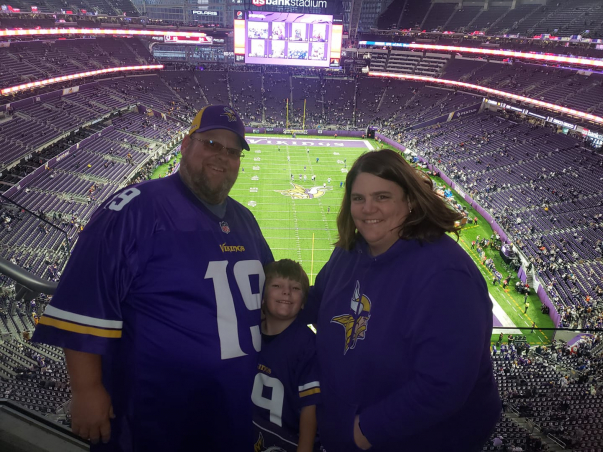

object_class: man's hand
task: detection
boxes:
[353,415,372,450]
[71,384,114,444]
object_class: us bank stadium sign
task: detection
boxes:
[252,0,328,7]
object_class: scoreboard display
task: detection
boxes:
[233,11,343,68]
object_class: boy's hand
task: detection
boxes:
[71,384,115,444]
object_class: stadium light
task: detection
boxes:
[368,71,603,125]
[0,28,207,38]
[1,65,164,95]
[358,41,603,69]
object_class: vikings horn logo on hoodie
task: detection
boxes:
[330,281,372,355]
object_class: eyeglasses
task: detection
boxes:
[190,136,243,159]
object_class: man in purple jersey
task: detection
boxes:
[32,105,273,451]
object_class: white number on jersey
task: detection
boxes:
[107,188,141,212]
[205,260,264,360]
[252,373,285,427]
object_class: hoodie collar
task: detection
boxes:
[355,235,418,264]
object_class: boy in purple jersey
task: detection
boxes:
[31,105,273,451]
[252,259,320,452]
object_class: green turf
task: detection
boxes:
[434,180,555,345]
[152,137,554,345]
[152,154,182,179]
[231,140,364,284]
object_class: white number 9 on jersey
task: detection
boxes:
[252,373,285,427]
[107,188,141,212]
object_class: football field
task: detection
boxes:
[232,136,372,283]
[152,135,554,344]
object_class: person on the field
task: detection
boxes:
[32,105,273,451]
[300,149,501,451]
[252,260,319,452]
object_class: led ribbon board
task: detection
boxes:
[1,65,164,95]
[0,28,208,38]
[368,71,603,125]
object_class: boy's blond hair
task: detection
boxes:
[264,259,309,303]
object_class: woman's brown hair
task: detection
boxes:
[335,149,463,250]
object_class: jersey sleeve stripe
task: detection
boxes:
[38,317,122,339]
[298,381,320,392]
[43,305,123,329]
[299,387,321,398]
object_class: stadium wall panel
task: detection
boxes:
[244,127,365,137]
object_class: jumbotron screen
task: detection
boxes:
[234,11,343,68]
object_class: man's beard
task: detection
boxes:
[180,159,237,205]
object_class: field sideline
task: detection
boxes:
[152,136,554,344]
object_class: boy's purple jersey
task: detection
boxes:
[32,174,273,452]
[252,319,320,451]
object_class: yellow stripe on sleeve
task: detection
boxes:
[299,388,321,398]
[38,316,122,339]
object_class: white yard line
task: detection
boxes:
[364,140,374,150]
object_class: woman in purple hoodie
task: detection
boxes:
[301,149,501,451]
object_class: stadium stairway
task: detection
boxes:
[440,5,458,31]
[458,60,490,83]
[226,71,233,107]
[376,83,389,112]
[260,71,267,123]
[163,79,186,104]
[506,412,568,451]
[193,74,211,106]
[62,57,89,72]
[289,73,293,112]
[486,8,512,33]
[419,2,434,30]
[121,40,148,66]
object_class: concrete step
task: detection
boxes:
[506,412,570,451]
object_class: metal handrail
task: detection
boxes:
[0,257,57,296]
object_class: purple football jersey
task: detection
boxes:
[32,174,273,452]
[252,319,320,452]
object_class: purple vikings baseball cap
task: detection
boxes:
[188,105,250,151]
